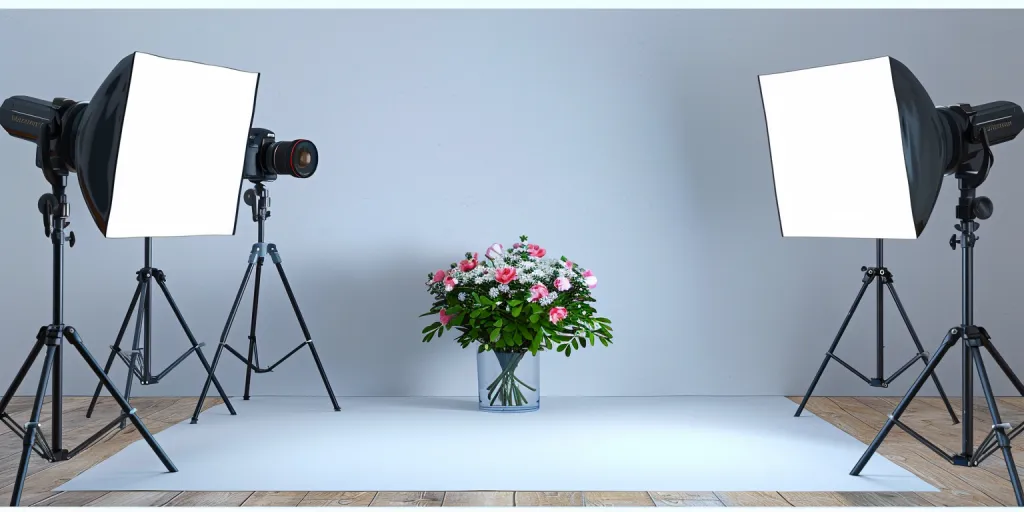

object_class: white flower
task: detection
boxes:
[497,284,511,294]
[539,291,559,306]
[458,292,466,301]
[488,287,500,298]
[485,243,504,260]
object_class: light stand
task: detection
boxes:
[191,182,340,423]
[851,131,1024,506]
[86,237,237,428]
[0,123,176,507]
[794,238,958,423]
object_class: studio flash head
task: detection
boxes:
[242,127,319,183]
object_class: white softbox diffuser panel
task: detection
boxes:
[759,57,917,239]
[106,52,259,238]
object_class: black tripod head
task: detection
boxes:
[28,108,76,248]
[243,183,270,224]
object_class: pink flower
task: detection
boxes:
[439,308,454,326]
[513,243,522,249]
[432,270,446,283]
[548,307,568,324]
[564,260,574,270]
[459,253,478,272]
[554,277,571,291]
[494,267,517,285]
[527,243,547,258]
[485,243,503,260]
[583,269,598,289]
[528,283,549,302]
[444,276,458,292]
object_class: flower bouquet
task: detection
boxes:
[421,235,613,411]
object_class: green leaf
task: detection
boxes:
[580,337,587,348]
[587,331,595,347]
[470,310,483,319]
[571,338,579,350]
[513,331,522,345]
[509,299,524,307]
[422,330,435,343]
[511,305,523,318]
[600,338,609,347]
[529,314,540,324]
[565,345,572,357]
[418,311,437,318]
[489,327,501,343]
[517,324,531,339]
[556,344,567,352]
[594,317,611,324]
[495,318,504,328]
[422,322,441,334]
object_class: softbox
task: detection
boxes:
[758,56,953,239]
[76,52,260,238]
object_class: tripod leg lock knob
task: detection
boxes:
[127,408,137,416]
[994,423,1012,430]
[23,421,38,430]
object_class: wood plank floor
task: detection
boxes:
[1,396,1023,506]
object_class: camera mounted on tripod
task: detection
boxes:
[241,127,319,183]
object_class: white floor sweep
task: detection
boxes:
[57,396,934,493]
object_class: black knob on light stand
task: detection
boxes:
[974,196,994,220]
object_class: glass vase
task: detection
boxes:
[476,349,540,413]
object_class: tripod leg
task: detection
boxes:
[62,327,177,473]
[116,280,149,429]
[154,278,236,415]
[88,279,145,419]
[243,256,265,401]
[795,275,873,417]
[971,345,1024,506]
[0,327,47,415]
[192,258,256,424]
[269,245,341,411]
[9,343,56,507]
[851,327,959,476]
[980,336,1024,397]
[885,281,958,424]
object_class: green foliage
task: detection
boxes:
[420,235,613,357]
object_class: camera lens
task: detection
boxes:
[267,139,318,178]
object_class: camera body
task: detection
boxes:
[241,127,319,183]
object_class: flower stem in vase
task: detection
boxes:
[487,351,529,407]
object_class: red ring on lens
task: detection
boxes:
[289,139,310,177]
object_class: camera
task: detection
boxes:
[241,128,319,182]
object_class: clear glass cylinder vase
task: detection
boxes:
[476,349,540,413]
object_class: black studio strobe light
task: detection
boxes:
[0,52,260,506]
[759,56,1024,504]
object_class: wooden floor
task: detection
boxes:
[1,396,1024,507]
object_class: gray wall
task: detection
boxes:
[1,9,1023,399]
